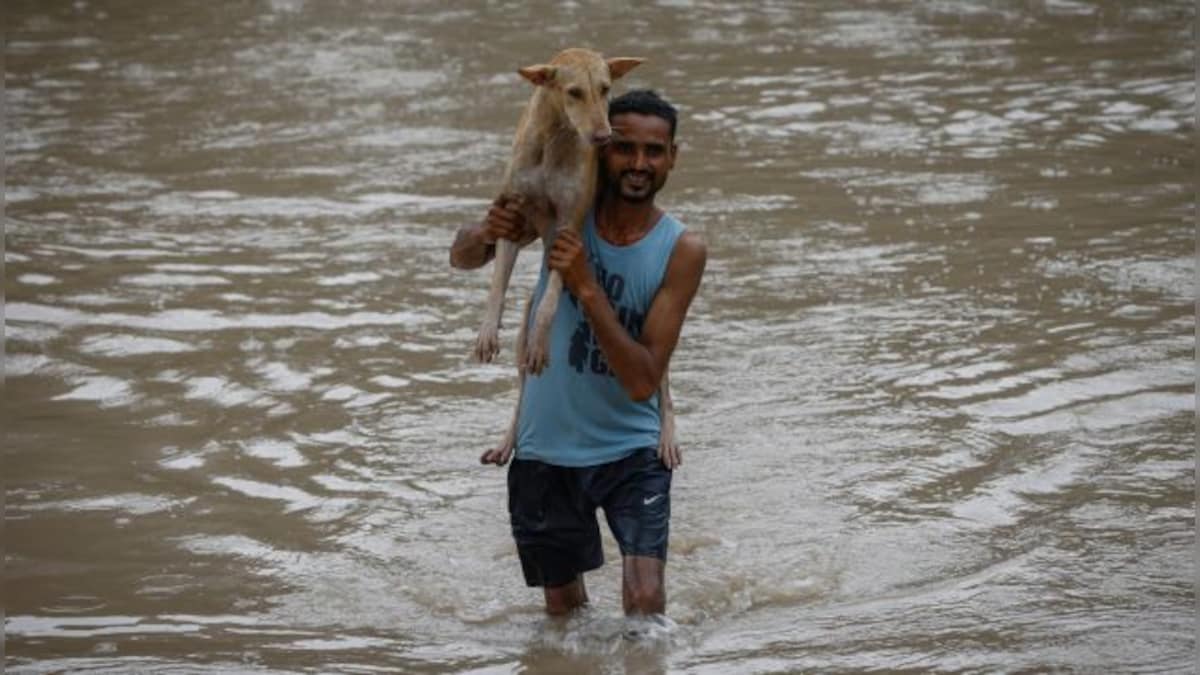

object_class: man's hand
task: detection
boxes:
[450,194,528,270]
[547,229,595,297]
[480,195,527,245]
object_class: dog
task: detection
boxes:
[473,48,679,467]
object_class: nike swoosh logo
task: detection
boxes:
[643,494,663,506]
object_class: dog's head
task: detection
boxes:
[519,48,643,147]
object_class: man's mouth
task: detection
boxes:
[622,171,651,189]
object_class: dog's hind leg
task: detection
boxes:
[480,292,533,465]
[656,369,681,469]
[475,236,520,363]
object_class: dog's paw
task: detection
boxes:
[480,438,515,465]
[474,329,500,363]
[523,343,550,375]
[657,438,681,470]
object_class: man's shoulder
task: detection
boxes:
[667,227,706,273]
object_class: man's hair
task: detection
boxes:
[608,89,678,140]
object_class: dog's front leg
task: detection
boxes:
[523,263,563,375]
[523,158,596,374]
[657,370,681,469]
[475,237,520,363]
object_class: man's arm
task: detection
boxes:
[549,230,707,401]
[449,197,529,270]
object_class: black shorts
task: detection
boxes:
[507,447,672,588]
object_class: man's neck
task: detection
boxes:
[595,194,662,246]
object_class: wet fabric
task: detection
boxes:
[515,210,686,467]
[508,448,672,587]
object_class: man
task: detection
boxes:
[450,90,706,617]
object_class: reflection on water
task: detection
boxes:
[5,0,1193,672]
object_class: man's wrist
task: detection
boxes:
[573,277,603,306]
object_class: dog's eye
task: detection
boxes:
[600,85,610,96]
[568,87,584,99]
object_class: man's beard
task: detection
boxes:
[615,170,656,202]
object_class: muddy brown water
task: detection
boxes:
[4,1,1194,673]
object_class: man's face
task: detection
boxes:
[601,112,677,203]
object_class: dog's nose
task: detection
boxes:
[591,132,611,146]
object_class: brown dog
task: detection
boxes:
[474,49,683,466]
[474,48,642,372]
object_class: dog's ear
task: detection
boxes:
[606,57,644,80]
[518,64,556,86]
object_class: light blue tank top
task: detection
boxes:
[515,210,686,467]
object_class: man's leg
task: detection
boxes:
[544,575,589,616]
[622,555,665,615]
[596,448,672,616]
[509,458,604,616]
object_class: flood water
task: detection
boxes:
[5,1,1195,672]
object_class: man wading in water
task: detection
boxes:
[451,90,706,617]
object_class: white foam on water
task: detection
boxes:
[6,353,55,376]
[183,376,266,408]
[963,364,1188,420]
[122,273,232,287]
[352,127,488,147]
[5,186,39,202]
[986,391,1191,436]
[211,477,322,512]
[6,615,203,639]
[126,191,486,218]
[79,334,198,357]
[255,361,315,392]
[370,375,410,388]
[41,244,185,259]
[275,252,326,261]
[317,272,382,286]
[241,438,308,468]
[915,180,992,205]
[943,113,1012,137]
[343,392,391,409]
[1101,101,1148,116]
[1129,116,1180,132]
[750,102,827,119]
[285,636,396,651]
[159,453,207,470]
[8,302,437,331]
[16,493,191,517]
[153,262,297,274]
[310,474,379,493]
[321,385,362,402]
[334,334,391,348]
[926,371,1060,401]
[60,293,128,306]
[18,273,58,285]
[53,376,137,407]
